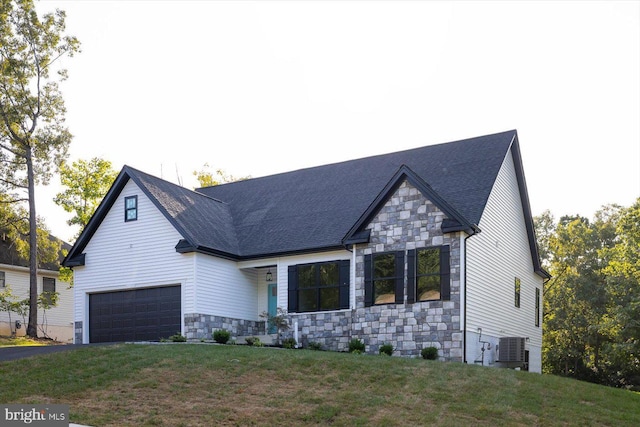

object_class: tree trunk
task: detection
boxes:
[26,146,38,338]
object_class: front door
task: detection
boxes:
[267,283,277,334]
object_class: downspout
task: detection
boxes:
[462,231,476,364]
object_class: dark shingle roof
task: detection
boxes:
[68,130,548,273]
[197,130,516,257]
[0,231,71,271]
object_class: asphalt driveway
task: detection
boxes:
[0,343,112,362]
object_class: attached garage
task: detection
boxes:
[89,285,181,343]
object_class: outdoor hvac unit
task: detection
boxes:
[498,337,526,362]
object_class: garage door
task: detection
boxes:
[89,285,181,343]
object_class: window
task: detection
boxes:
[364,251,404,306]
[407,246,450,303]
[288,260,350,313]
[0,271,5,287]
[42,277,56,305]
[514,277,521,308]
[125,195,138,222]
[535,287,540,327]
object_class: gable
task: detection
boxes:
[65,130,547,266]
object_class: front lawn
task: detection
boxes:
[0,343,638,426]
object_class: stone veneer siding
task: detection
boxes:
[184,313,265,340]
[75,321,83,344]
[286,180,463,359]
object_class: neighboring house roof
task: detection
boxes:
[0,231,71,271]
[63,130,548,277]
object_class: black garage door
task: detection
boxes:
[89,286,181,343]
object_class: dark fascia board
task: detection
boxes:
[342,165,479,245]
[62,167,132,267]
[176,239,348,262]
[62,165,194,268]
[509,134,552,280]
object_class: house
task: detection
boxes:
[63,130,549,372]
[0,232,74,342]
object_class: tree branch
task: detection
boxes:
[0,176,27,189]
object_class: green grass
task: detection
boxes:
[0,335,50,347]
[0,344,638,426]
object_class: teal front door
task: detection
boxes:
[267,283,277,334]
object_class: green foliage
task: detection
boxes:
[0,0,80,337]
[193,163,251,188]
[379,343,394,356]
[245,336,263,347]
[212,329,231,344]
[282,337,297,349]
[169,333,187,342]
[348,338,365,353]
[307,341,323,351]
[54,157,118,237]
[421,346,438,360]
[540,200,640,390]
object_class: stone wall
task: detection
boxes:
[184,313,265,340]
[287,180,463,359]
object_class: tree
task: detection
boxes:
[0,0,80,337]
[193,163,250,188]
[54,157,118,238]
[541,203,640,390]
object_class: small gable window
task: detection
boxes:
[515,277,521,308]
[0,271,5,287]
[288,260,350,313]
[364,251,404,306]
[125,196,138,222]
[407,246,451,303]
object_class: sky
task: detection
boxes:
[30,0,640,243]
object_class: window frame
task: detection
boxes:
[514,277,521,308]
[364,251,404,306]
[288,260,350,313]
[124,195,138,222]
[407,245,450,303]
[0,271,5,288]
[535,287,541,327]
[42,277,56,305]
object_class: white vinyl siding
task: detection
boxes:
[73,180,194,341]
[466,147,544,372]
[193,254,259,321]
[0,265,73,342]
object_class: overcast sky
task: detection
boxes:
[34,0,639,242]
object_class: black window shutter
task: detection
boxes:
[288,265,298,312]
[407,249,416,304]
[440,245,451,300]
[364,254,373,307]
[395,251,404,304]
[339,260,350,309]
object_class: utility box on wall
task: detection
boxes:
[498,337,526,363]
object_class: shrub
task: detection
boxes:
[282,337,297,349]
[421,346,438,360]
[213,329,231,344]
[379,343,394,356]
[349,338,365,353]
[169,332,187,342]
[245,336,263,347]
[308,342,323,351]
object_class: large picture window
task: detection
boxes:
[364,251,404,306]
[288,260,350,313]
[407,246,450,303]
